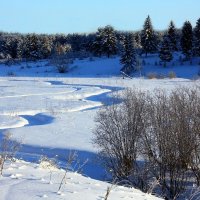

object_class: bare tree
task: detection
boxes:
[0,132,21,176]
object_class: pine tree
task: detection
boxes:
[167,21,178,51]
[159,35,173,67]
[181,21,193,60]
[38,36,52,59]
[194,18,200,56]
[92,28,104,57]
[3,37,13,59]
[29,34,40,59]
[92,25,117,58]
[141,15,158,56]
[134,32,142,50]
[120,34,138,74]
[22,34,40,60]
[16,36,24,59]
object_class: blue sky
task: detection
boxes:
[0,0,200,34]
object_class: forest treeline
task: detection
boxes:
[0,16,200,73]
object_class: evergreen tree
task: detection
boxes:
[141,15,158,56]
[194,18,200,56]
[0,36,18,60]
[29,34,40,59]
[167,21,178,51]
[68,33,83,52]
[92,27,104,56]
[120,34,138,74]
[159,35,173,67]
[22,34,40,60]
[38,36,52,59]
[2,37,13,59]
[92,25,117,58]
[16,36,24,59]
[181,21,193,60]
[134,32,142,51]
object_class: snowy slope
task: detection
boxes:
[0,54,199,78]
[0,160,161,200]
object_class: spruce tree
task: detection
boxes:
[92,27,104,57]
[16,37,24,59]
[120,34,138,74]
[3,37,13,59]
[39,36,52,59]
[141,15,158,56]
[92,25,117,58]
[181,21,193,60]
[134,32,142,51]
[159,35,173,67]
[194,18,200,56]
[167,21,177,51]
[22,34,40,60]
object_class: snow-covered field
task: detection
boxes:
[0,55,200,199]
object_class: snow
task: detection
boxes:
[0,160,161,200]
[0,54,200,199]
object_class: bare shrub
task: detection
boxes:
[57,151,77,193]
[56,64,68,73]
[168,71,177,78]
[39,156,58,184]
[57,151,87,194]
[50,43,73,73]
[142,90,187,198]
[93,87,200,199]
[146,72,166,79]
[7,71,16,76]
[0,132,21,176]
[93,89,149,190]
[147,72,157,79]
[156,74,165,79]
[142,87,200,199]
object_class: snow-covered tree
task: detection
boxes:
[120,34,139,74]
[194,18,200,56]
[134,32,142,53]
[16,36,24,59]
[0,36,19,60]
[22,34,40,60]
[38,36,53,59]
[159,35,173,67]
[181,21,193,60]
[2,37,13,59]
[53,42,71,56]
[167,21,178,51]
[141,15,158,56]
[92,25,117,58]
[91,28,104,57]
